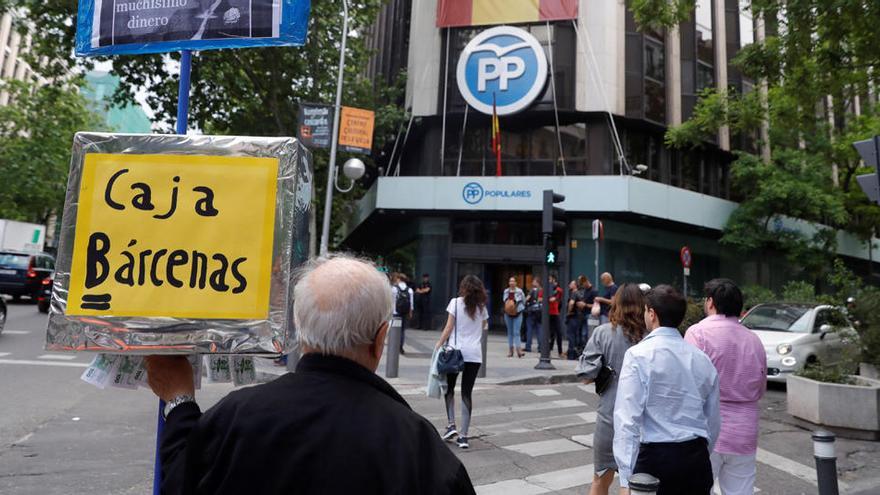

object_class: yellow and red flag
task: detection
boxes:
[437,0,578,28]
[492,94,501,176]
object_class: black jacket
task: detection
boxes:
[160,354,475,494]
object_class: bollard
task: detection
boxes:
[628,473,660,495]
[386,317,401,378]
[478,326,488,378]
[813,430,839,495]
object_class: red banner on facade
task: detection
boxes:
[436,0,578,28]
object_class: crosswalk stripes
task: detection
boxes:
[529,388,561,397]
[450,386,826,494]
[476,465,594,494]
[0,352,10,357]
[37,354,77,361]
[1,330,30,335]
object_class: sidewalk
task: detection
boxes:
[256,329,583,389]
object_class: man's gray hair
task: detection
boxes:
[293,253,392,355]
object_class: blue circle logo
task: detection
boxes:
[462,182,484,205]
[456,26,548,116]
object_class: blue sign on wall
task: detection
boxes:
[456,26,548,116]
[75,0,311,57]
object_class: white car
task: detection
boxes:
[740,303,858,383]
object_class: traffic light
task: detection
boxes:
[854,136,880,204]
[542,190,565,266]
[542,190,566,235]
[545,237,559,265]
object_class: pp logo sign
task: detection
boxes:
[457,26,548,116]
[462,182,484,205]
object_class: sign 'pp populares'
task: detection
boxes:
[456,26,548,116]
[46,133,312,355]
[75,0,311,56]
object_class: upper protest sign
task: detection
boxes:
[75,0,311,57]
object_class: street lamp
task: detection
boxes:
[336,157,366,193]
[319,0,350,257]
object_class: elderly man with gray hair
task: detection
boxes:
[144,254,475,495]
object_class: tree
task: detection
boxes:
[633,0,880,279]
[10,0,407,248]
[0,79,105,224]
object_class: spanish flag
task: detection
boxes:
[437,0,578,28]
[492,94,501,176]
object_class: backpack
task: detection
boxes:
[504,298,518,316]
[395,285,411,315]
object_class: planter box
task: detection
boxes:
[787,375,880,440]
[861,362,880,380]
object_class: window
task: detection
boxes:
[644,36,666,123]
[695,0,715,92]
[625,3,666,123]
[739,0,754,48]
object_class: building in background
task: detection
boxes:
[345,0,880,328]
[82,72,152,133]
[0,11,48,106]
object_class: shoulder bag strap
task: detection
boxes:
[453,298,458,346]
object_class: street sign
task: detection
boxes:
[338,106,375,154]
[680,246,692,268]
[854,136,880,205]
[297,104,333,149]
[592,219,603,240]
[75,0,311,57]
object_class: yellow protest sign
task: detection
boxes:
[67,153,279,320]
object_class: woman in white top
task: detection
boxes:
[435,275,488,449]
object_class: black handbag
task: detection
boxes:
[594,356,615,395]
[437,299,465,375]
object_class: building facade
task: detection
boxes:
[344,0,880,326]
[0,11,47,106]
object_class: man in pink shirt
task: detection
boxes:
[685,279,767,495]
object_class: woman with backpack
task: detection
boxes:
[575,283,648,495]
[434,275,488,449]
[502,277,526,358]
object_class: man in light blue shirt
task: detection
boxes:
[613,285,720,494]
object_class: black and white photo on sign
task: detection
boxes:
[95,0,279,47]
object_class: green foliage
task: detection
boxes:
[798,359,857,385]
[679,300,706,336]
[742,284,777,310]
[780,281,817,304]
[0,79,105,223]
[629,0,695,31]
[633,0,880,278]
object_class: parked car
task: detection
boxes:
[37,273,53,314]
[740,303,858,383]
[0,251,55,302]
[0,297,6,335]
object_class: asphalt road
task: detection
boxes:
[1,300,878,494]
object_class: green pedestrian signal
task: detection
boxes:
[546,251,556,264]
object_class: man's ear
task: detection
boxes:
[371,321,389,361]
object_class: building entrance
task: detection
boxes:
[453,261,547,329]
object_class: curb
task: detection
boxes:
[497,373,580,386]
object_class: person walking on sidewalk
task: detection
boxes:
[391,273,414,354]
[415,273,433,330]
[579,276,598,348]
[435,275,489,449]
[614,285,721,495]
[524,278,543,353]
[503,277,526,358]
[685,279,766,495]
[547,274,564,358]
[145,254,476,494]
[594,272,619,325]
[565,280,582,359]
[576,284,648,495]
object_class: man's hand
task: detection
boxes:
[144,355,195,402]
[619,488,630,495]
